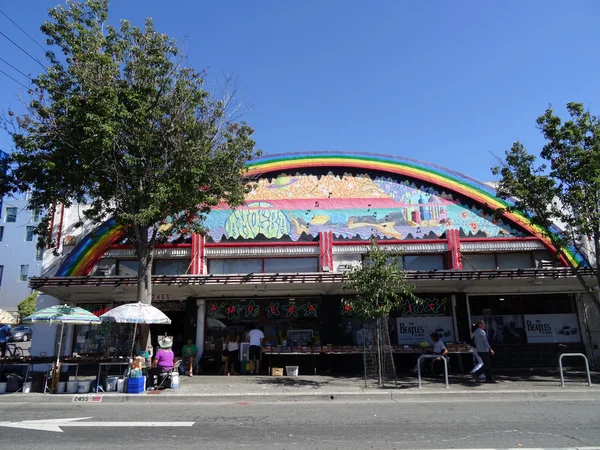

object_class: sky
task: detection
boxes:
[1,0,599,182]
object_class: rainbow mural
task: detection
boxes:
[55,152,579,277]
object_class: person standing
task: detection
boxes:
[470,323,485,380]
[181,339,198,377]
[224,332,240,376]
[247,324,264,375]
[0,324,12,358]
[473,320,494,383]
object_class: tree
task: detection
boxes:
[492,102,600,314]
[342,240,417,385]
[2,0,259,314]
[18,291,38,320]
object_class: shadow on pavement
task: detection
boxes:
[256,377,331,389]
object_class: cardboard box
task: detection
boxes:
[271,367,284,377]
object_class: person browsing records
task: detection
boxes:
[247,325,264,375]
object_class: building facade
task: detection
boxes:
[29,152,599,369]
[0,196,43,313]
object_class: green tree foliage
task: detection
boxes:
[18,291,38,320]
[2,0,259,305]
[492,102,600,312]
[342,240,417,320]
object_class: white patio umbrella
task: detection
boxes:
[99,302,171,357]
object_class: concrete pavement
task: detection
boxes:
[0,369,599,404]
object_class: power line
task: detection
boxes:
[0,30,45,69]
[0,68,29,89]
[0,10,46,52]
[0,56,31,80]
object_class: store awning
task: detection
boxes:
[29,268,598,303]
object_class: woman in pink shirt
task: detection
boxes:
[149,336,174,388]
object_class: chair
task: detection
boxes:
[157,360,182,389]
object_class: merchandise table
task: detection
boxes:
[95,361,131,392]
[0,362,36,393]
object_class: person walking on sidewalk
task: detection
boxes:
[470,323,485,380]
[473,320,494,383]
[224,332,240,376]
[248,324,264,375]
[181,339,198,377]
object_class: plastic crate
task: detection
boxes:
[127,377,146,394]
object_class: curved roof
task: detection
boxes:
[55,151,575,276]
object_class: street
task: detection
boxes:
[0,396,598,449]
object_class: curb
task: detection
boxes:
[0,388,599,404]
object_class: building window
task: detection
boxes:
[208,258,262,275]
[263,258,319,273]
[32,210,40,223]
[461,254,496,270]
[5,207,17,223]
[0,226,3,242]
[0,265,3,287]
[117,260,139,276]
[403,254,446,271]
[19,265,29,282]
[496,252,533,269]
[154,259,190,275]
[35,247,44,261]
[25,226,35,242]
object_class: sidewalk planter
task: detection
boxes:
[127,377,145,394]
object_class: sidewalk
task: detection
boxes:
[1,368,600,404]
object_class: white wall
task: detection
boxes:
[0,197,42,312]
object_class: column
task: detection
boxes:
[446,228,462,270]
[319,231,333,272]
[195,299,205,361]
[191,233,205,274]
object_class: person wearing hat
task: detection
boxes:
[149,336,175,387]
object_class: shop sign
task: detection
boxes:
[524,313,581,343]
[400,297,448,316]
[152,294,172,301]
[288,329,313,346]
[208,300,261,320]
[396,316,455,345]
[265,299,318,319]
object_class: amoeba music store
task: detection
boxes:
[30,152,600,373]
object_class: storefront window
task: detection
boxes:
[394,295,454,345]
[154,259,190,275]
[469,295,525,345]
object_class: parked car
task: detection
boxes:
[9,325,33,342]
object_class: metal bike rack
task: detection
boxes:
[417,354,449,388]
[559,353,592,387]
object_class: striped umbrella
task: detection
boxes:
[100,302,171,357]
[23,305,101,366]
[0,309,16,324]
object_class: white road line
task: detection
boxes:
[0,417,195,433]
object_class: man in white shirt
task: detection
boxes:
[247,325,264,375]
[473,320,494,383]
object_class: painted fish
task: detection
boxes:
[310,215,330,225]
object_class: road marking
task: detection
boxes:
[419,448,600,450]
[0,417,195,433]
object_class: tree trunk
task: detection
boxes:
[133,223,154,359]
[376,324,383,386]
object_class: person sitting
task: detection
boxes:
[149,336,174,388]
[429,332,449,376]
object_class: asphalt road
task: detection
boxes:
[0,397,598,450]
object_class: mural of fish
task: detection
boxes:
[347,218,403,239]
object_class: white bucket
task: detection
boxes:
[286,366,299,377]
[105,376,119,392]
[116,379,125,393]
[57,381,66,393]
[22,382,31,394]
[0,382,7,394]
[77,380,91,393]
[66,381,78,393]
[170,373,179,389]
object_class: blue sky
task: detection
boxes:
[1,1,599,181]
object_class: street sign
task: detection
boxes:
[0,417,195,433]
